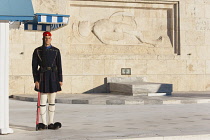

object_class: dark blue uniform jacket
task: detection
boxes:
[32,45,62,93]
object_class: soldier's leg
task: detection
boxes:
[40,93,48,125]
[47,92,56,124]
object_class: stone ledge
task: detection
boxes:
[11,92,210,105]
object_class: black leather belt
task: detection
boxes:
[46,67,52,70]
[40,67,57,73]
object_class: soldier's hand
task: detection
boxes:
[35,81,39,90]
[59,82,63,86]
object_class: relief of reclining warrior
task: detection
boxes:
[73,11,172,47]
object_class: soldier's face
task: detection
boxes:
[43,36,52,46]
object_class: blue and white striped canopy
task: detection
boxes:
[24,13,70,31]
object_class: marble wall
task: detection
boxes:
[9,0,210,94]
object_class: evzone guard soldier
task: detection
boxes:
[32,31,63,130]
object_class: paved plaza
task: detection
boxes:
[1,93,210,140]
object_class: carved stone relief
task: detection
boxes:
[70,0,180,54]
[73,11,172,47]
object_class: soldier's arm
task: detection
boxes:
[32,49,39,83]
[56,49,63,82]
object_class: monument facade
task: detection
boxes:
[9,0,210,94]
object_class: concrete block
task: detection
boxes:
[55,99,72,104]
[144,100,163,105]
[89,100,106,105]
[110,82,172,96]
[125,100,144,105]
[163,100,181,105]
[107,77,172,96]
[181,100,197,104]
[106,100,125,105]
[133,82,172,94]
[72,99,89,104]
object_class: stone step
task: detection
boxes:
[107,77,172,96]
[109,82,172,96]
[106,77,147,83]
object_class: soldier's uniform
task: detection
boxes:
[32,31,62,130]
[32,45,62,93]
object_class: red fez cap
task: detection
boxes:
[43,31,52,36]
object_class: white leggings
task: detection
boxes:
[40,92,56,125]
